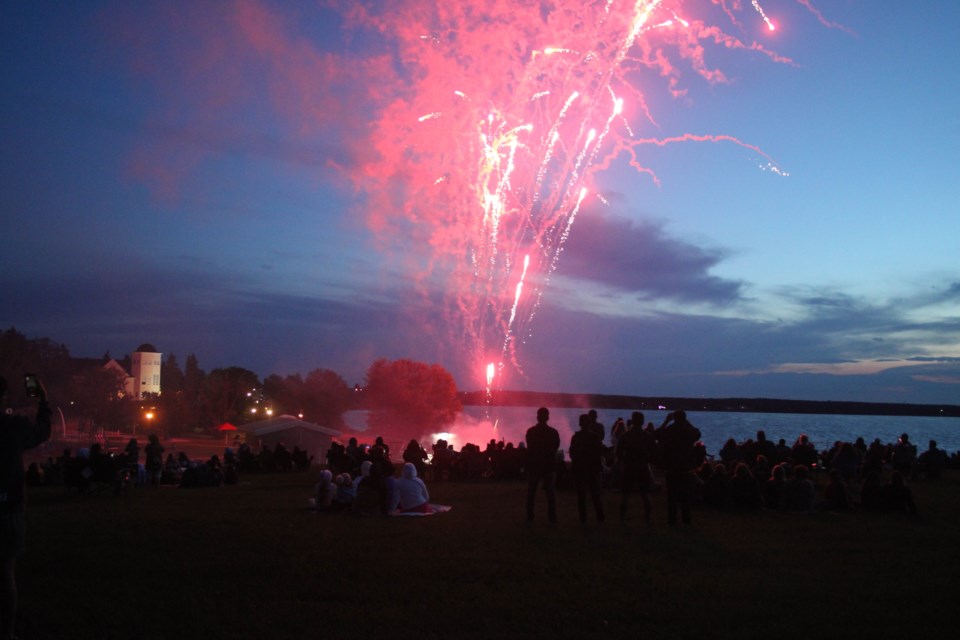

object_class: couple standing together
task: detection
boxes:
[525,407,701,526]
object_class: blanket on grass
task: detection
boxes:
[390,504,452,517]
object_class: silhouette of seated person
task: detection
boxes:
[312,469,336,511]
[701,463,729,508]
[353,461,389,515]
[161,454,182,485]
[880,471,917,515]
[207,455,224,485]
[121,438,139,467]
[431,440,453,482]
[258,445,275,472]
[88,443,118,485]
[891,434,917,477]
[752,454,772,483]
[729,463,763,510]
[916,440,947,480]
[273,442,293,472]
[24,463,43,487]
[394,462,432,513]
[859,470,883,512]
[763,464,787,511]
[791,435,818,469]
[830,441,861,483]
[754,430,778,467]
[41,456,63,486]
[774,439,792,465]
[291,446,312,471]
[862,439,886,475]
[62,448,92,493]
[402,439,428,478]
[329,473,354,512]
[719,438,741,469]
[782,464,815,512]
[818,469,851,511]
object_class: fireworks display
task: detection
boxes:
[348,0,825,389]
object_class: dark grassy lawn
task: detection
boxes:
[18,471,960,639]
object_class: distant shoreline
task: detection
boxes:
[458,390,960,418]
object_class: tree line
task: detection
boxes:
[0,327,462,440]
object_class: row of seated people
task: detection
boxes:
[232,442,312,473]
[695,461,917,514]
[716,431,951,480]
[28,446,239,491]
[327,437,530,483]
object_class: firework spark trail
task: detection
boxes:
[344,0,834,388]
[752,1,777,31]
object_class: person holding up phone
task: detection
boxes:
[0,374,52,640]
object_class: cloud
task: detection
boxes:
[3,258,427,384]
[98,1,394,202]
[557,209,744,304]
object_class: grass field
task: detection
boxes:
[18,470,960,640]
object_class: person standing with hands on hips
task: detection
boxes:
[0,374,52,640]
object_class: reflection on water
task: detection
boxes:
[346,407,960,456]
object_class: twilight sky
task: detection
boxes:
[2,1,959,404]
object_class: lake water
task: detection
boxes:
[345,406,960,456]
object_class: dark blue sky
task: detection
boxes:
[2,1,958,404]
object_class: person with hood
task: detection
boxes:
[395,462,431,513]
[311,469,336,511]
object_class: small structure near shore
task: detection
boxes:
[242,415,341,465]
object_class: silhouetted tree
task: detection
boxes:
[0,326,72,405]
[156,354,194,436]
[262,373,302,415]
[67,365,129,430]
[364,358,461,440]
[200,366,260,429]
[161,354,185,394]
[301,368,350,427]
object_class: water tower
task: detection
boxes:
[131,343,162,398]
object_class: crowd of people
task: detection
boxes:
[25,437,319,494]
[309,406,949,523]
[16,404,954,524]
[313,442,436,515]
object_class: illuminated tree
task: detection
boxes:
[364,358,461,439]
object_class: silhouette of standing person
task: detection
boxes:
[655,409,701,526]
[144,433,164,488]
[616,411,656,524]
[569,414,605,524]
[525,407,560,523]
[0,375,52,640]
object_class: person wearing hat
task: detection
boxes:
[0,375,52,640]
